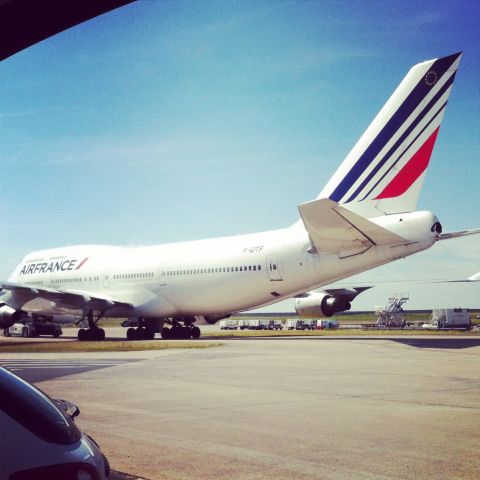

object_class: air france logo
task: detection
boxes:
[20,257,89,275]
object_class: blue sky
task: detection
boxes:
[1,0,479,310]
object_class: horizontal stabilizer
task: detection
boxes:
[298,198,406,254]
[438,228,480,240]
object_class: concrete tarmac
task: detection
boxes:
[3,335,480,479]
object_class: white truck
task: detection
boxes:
[248,319,269,330]
[219,319,238,330]
[267,320,283,330]
[286,319,315,330]
[430,308,471,330]
[238,319,270,330]
[316,319,340,329]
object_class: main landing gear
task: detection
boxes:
[126,318,156,341]
[77,311,106,341]
[160,318,201,340]
[123,317,201,340]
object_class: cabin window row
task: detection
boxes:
[56,276,100,283]
[161,265,262,276]
[113,272,154,280]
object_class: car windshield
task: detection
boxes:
[0,367,81,444]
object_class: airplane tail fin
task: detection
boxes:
[318,53,462,218]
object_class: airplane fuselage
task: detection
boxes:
[8,211,438,319]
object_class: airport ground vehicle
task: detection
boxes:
[238,319,268,330]
[286,319,316,330]
[0,366,110,480]
[422,308,472,330]
[219,319,238,330]
[3,320,62,338]
[267,320,283,330]
[316,319,339,329]
[286,319,297,330]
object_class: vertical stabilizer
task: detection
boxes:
[318,53,462,217]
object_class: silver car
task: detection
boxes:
[0,367,110,479]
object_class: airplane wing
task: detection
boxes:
[321,286,372,298]
[0,281,133,312]
[315,272,480,291]
[294,272,478,317]
[438,271,480,283]
[294,286,371,317]
[297,198,406,255]
[437,228,480,240]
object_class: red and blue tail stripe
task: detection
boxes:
[326,52,461,213]
[351,76,454,203]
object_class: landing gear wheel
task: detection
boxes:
[22,328,29,338]
[144,327,155,340]
[3,328,10,337]
[96,328,105,341]
[78,327,105,341]
[170,325,182,339]
[127,328,135,340]
[161,327,171,339]
[191,326,201,339]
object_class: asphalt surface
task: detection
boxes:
[1,332,479,480]
[0,358,138,382]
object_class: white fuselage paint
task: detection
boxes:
[8,211,439,318]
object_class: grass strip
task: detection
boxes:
[0,340,222,353]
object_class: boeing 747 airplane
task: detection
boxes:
[1,52,477,340]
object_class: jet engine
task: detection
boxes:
[201,314,232,325]
[295,287,370,318]
[295,293,351,318]
[0,304,22,328]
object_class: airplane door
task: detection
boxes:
[158,264,167,284]
[266,254,283,281]
[103,267,110,289]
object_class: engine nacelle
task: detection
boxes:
[295,293,351,318]
[202,314,231,325]
[0,304,22,329]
